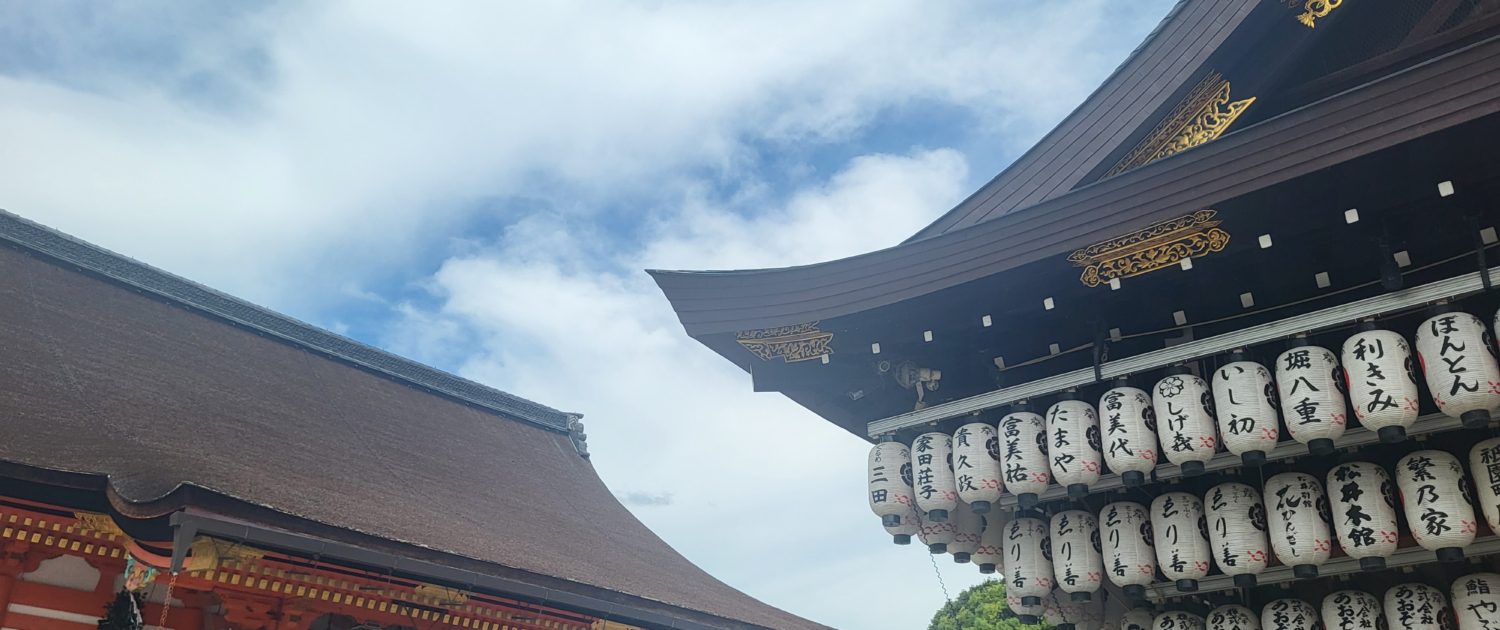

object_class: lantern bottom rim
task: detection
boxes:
[1066,483,1090,499]
[1122,471,1146,487]
[1018,615,1041,624]
[970,500,992,514]
[1069,591,1091,602]
[1307,439,1335,456]
[881,514,902,527]
[891,534,911,545]
[1377,426,1408,444]
[1293,564,1319,579]
[1232,574,1257,589]
[927,543,947,554]
[1241,450,1267,467]
[1018,493,1040,509]
[1359,556,1386,571]
[978,563,996,574]
[1021,597,1042,607]
[952,553,971,563]
[1437,546,1466,562]
[1180,461,1206,477]
[1175,579,1199,592]
[1462,409,1492,429]
[1122,585,1146,601]
[926,509,950,523]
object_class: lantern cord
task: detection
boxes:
[928,552,951,603]
[158,571,177,630]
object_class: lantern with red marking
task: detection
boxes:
[1008,592,1045,626]
[1152,491,1211,592]
[911,432,958,522]
[1261,599,1319,630]
[1005,517,1054,606]
[949,503,983,563]
[1275,341,1348,456]
[1100,381,1159,487]
[1452,572,1500,630]
[1212,354,1280,467]
[1384,583,1448,630]
[1342,324,1420,443]
[1153,367,1218,477]
[954,420,1003,514]
[1000,407,1051,509]
[1396,449,1477,562]
[1415,309,1500,428]
[917,509,955,554]
[1263,472,1334,579]
[1154,611,1205,630]
[1101,501,1156,601]
[1047,393,1103,499]
[1206,482,1270,588]
[1468,437,1500,535]
[1322,591,1383,630]
[1120,609,1155,630]
[882,504,918,545]
[1207,605,1259,630]
[1052,509,1103,602]
[974,513,1005,574]
[867,436,915,528]
[1326,462,1400,571]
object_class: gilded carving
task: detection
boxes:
[1107,73,1255,177]
[1069,210,1230,288]
[1294,0,1344,27]
[736,322,833,362]
[72,512,128,539]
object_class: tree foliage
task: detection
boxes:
[928,580,1050,630]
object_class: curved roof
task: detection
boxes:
[0,213,824,630]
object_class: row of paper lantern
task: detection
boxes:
[1098,574,1499,630]
[996,447,1500,604]
[868,309,1500,526]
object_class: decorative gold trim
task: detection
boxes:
[1068,209,1231,288]
[736,322,833,363]
[1107,72,1255,177]
[1294,0,1344,28]
[72,512,128,539]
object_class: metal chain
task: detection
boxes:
[928,551,951,603]
[157,572,178,629]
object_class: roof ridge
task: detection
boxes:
[0,208,577,433]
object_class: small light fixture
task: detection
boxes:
[1180,258,1193,271]
[1393,250,1412,268]
[1173,310,1187,326]
[1258,234,1273,249]
[1044,297,1055,311]
[871,342,881,354]
[1315,272,1330,289]
[1109,278,1121,290]
[1483,227,1498,245]
[1049,343,1061,355]
[1438,180,1456,197]
[923,330,933,343]
[1240,292,1255,308]
[982,314,993,328]
[1109,328,1122,342]
[1344,209,1360,224]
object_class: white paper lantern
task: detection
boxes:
[1396,449,1477,562]
[1100,385,1160,487]
[1154,612,1205,630]
[1046,589,1097,630]
[868,439,915,528]
[1264,472,1334,579]
[911,432,958,522]
[1154,369,1219,476]
[1008,592,1046,625]
[1323,591,1383,630]
[1213,358,1281,467]
[1451,572,1500,630]
[1327,461,1401,571]
[1384,583,1448,630]
[949,503,983,563]
[917,508,956,554]
[1151,491,1211,592]
[1047,397,1103,499]
[882,503,919,545]
[954,422,1004,514]
[1468,437,1500,535]
[1000,410,1051,508]
[1006,517,1055,605]
[1120,609,1156,630]
[1208,605,1260,630]
[1261,599,1319,630]
[1416,310,1500,428]
[1206,482,1270,588]
[1052,509,1103,602]
[1342,326,1421,442]
[974,514,1005,574]
[1101,501,1156,600]
[1275,344,1348,455]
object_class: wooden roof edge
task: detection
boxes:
[0,208,580,434]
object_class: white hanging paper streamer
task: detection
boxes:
[1212,360,1281,461]
[1000,411,1051,500]
[912,432,958,519]
[1416,311,1500,424]
[1384,582,1449,630]
[1153,372,1219,470]
[1342,329,1420,437]
[1323,591,1383,630]
[1451,572,1500,630]
[867,441,915,526]
[948,503,983,562]
[974,513,1006,574]
[1468,437,1500,535]
[1275,345,1348,451]
[1099,386,1159,482]
[917,509,956,553]
[1005,517,1055,604]
[1326,462,1400,569]
[1263,472,1334,575]
[1396,450,1477,557]
[1151,492,1211,589]
[1120,608,1156,630]
[1207,605,1259,630]
[1101,501,1156,597]
[1052,509,1103,600]
[954,422,1004,512]
[1261,599,1320,630]
[1205,482,1270,585]
[1154,612,1205,630]
[1047,399,1103,494]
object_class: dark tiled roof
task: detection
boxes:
[0,209,575,433]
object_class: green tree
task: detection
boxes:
[928,580,1050,630]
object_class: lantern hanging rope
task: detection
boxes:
[1415,309,1500,428]
[1342,325,1421,443]
[1212,357,1281,467]
[1151,491,1212,592]
[1207,605,1259,630]
[1275,343,1348,456]
[1263,472,1334,579]
[1100,383,1159,487]
[1153,368,1219,477]
[1261,599,1320,630]
[1383,582,1449,630]
[1051,509,1103,602]
[954,421,1003,514]
[1205,482,1270,589]
[1396,449,1477,562]
[1004,517,1055,606]
[1326,461,1401,571]
[999,410,1051,509]
[1101,501,1156,601]
[1451,572,1500,630]
[911,432,958,522]
[868,438,915,528]
[1323,591,1384,630]
[1467,437,1500,535]
[1047,396,1103,499]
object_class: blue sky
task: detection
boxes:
[0,2,1176,627]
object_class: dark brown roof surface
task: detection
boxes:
[0,229,826,630]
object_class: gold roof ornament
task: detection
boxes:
[1067,209,1230,288]
[1107,72,1255,177]
[1294,0,1344,28]
[735,322,833,363]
